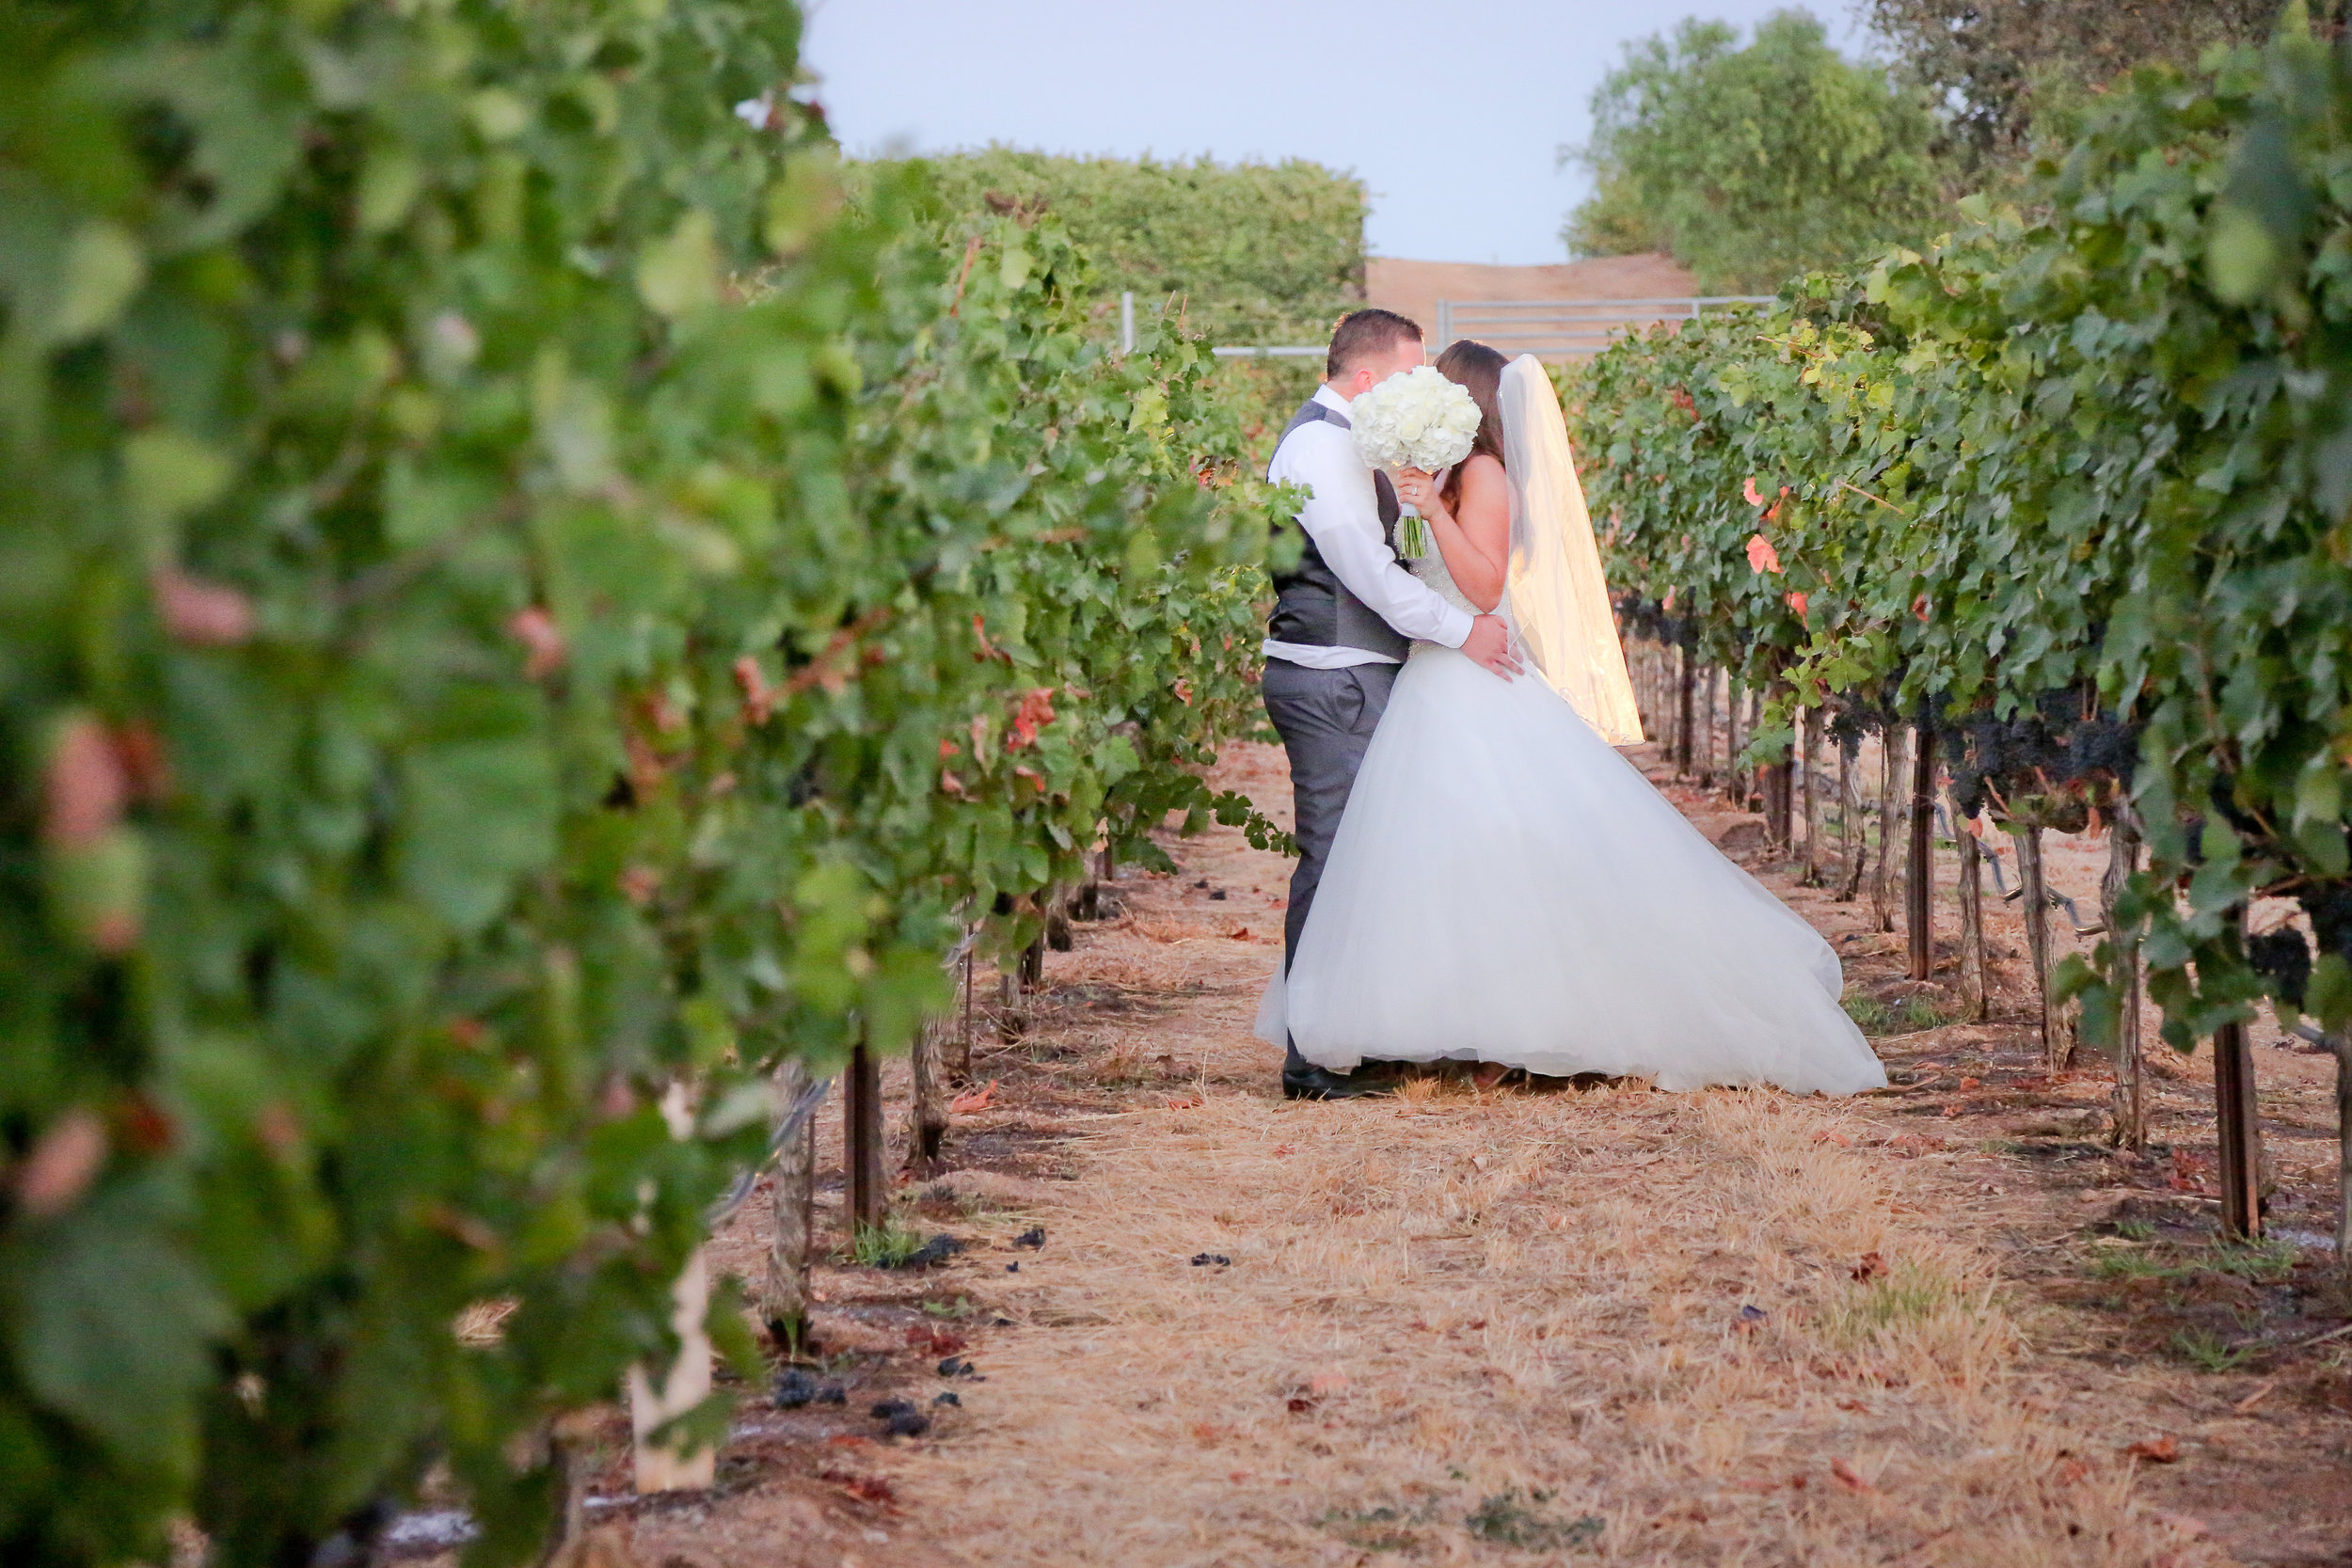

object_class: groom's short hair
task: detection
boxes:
[1327,309,1422,382]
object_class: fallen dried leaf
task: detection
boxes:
[905,1324,966,1356]
[1851,1251,1886,1283]
[1829,1457,1876,1492]
[818,1468,897,1506]
[948,1081,999,1116]
[2125,1435,2180,1464]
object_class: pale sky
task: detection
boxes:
[802,1,1870,266]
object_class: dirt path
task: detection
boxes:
[523,743,2352,1568]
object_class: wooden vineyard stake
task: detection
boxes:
[1763,757,1793,850]
[1799,708,1821,887]
[1696,665,1716,788]
[1956,823,1989,1022]
[1675,647,1694,778]
[906,1016,949,1173]
[1871,727,1906,934]
[845,1037,885,1233]
[1725,679,1746,807]
[1905,725,1935,982]
[763,1059,819,1349]
[2331,1034,2351,1273]
[1639,643,1650,734]
[630,1082,714,1493]
[997,966,1022,1039]
[1837,740,1867,902]
[2103,807,2145,1149]
[958,942,976,1079]
[2215,1012,2264,1242]
[2014,826,2075,1071]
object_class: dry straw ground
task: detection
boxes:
[459,741,2352,1568]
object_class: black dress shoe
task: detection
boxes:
[1281,1065,1393,1101]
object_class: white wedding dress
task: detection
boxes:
[1255,361,1884,1097]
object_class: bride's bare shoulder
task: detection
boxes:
[1456,451,1509,508]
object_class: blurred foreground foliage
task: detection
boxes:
[0,1,1282,1562]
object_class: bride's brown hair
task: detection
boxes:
[1433,339,1508,512]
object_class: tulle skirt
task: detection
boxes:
[1256,644,1886,1096]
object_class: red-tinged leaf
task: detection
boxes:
[255,1101,303,1155]
[116,1093,177,1156]
[948,1080,998,1116]
[111,721,170,800]
[618,865,660,905]
[939,769,966,796]
[16,1110,108,1217]
[1913,594,1931,623]
[45,716,128,847]
[733,655,773,723]
[1746,532,1781,575]
[970,612,1006,662]
[1009,687,1056,748]
[151,566,255,645]
[1785,591,1808,618]
[1743,475,1764,507]
[1172,677,1194,705]
[509,607,566,678]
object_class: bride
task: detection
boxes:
[1256,342,1885,1097]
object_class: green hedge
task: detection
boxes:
[857,149,1367,347]
[0,3,1281,1564]
[1567,24,2352,1051]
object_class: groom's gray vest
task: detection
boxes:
[1268,400,1411,662]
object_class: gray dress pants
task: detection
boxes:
[1260,657,1400,1077]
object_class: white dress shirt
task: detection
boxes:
[1263,383,1474,669]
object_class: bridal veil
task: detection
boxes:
[1499,355,1645,746]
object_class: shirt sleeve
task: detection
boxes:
[1274,424,1474,649]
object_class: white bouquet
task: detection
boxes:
[1348,365,1483,557]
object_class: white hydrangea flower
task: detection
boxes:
[1350,365,1481,475]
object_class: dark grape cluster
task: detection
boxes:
[1615,595,1701,649]
[2248,925,2313,1006]
[1941,687,2138,824]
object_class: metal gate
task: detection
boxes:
[1432,295,1774,361]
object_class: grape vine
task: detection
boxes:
[0,2,1284,1563]
[1568,23,2352,1053]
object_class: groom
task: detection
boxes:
[1262,309,1521,1100]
